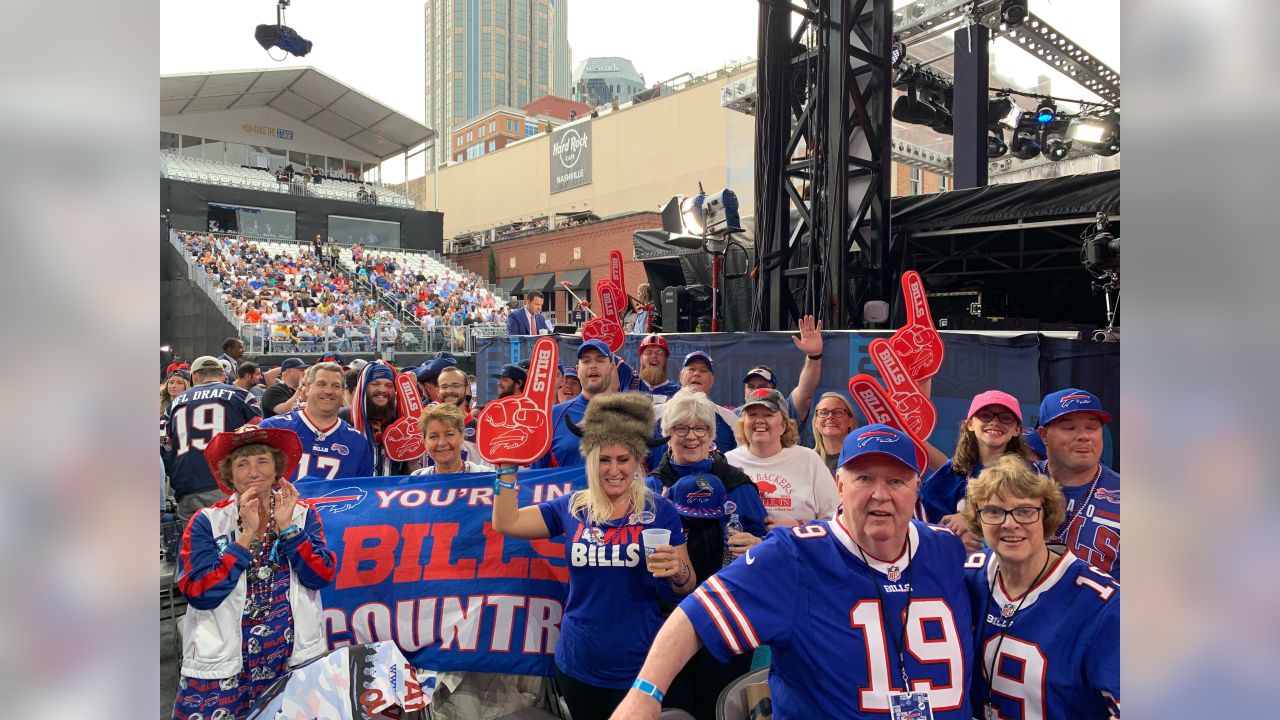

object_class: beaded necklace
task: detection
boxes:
[1051,463,1102,544]
[237,493,282,620]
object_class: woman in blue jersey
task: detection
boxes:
[960,455,1120,719]
[920,390,1032,549]
[492,392,695,720]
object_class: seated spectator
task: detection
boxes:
[725,388,838,528]
[810,391,859,476]
[171,426,336,719]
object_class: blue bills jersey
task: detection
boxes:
[259,410,374,481]
[1035,461,1120,580]
[681,519,973,719]
[964,549,1120,720]
[166,382,262,497]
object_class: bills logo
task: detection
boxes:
[464,426,476,440]
[311,486,368,513]
[1059,393,1095,408]
[330,443,350,456]
[857,429,899,447]
[750,388,773,400]
[1094,487,1120,504]
[685,477,715,503]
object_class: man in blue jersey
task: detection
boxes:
[165,355,262,523]
[611,424,972,720]
[631,334,680,400]
[648,351,739,468]
[1036,388,1120,579]
[259,362,373,480]
[532,339,616,469]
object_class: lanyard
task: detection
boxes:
[857,534,914,689]
[982,550,1054,708]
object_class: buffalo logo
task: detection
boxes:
[886,565,901,582]
[636,510,656,525]
[1059,393,1095,408]
[1094,487,1120,504]
[756,480,778,495]
[857,429,900,447]
[685,477,715,503]
[311,486,368,513]
[330,443,350,456]
[464,426,476,440]
[214,534,230,555]
[479,398,547,451]
[750,388,773,399]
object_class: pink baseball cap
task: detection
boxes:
[966,390,1023,422]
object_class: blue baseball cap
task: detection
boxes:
[667,473,729,519]
[577,338,614,360]
[318,352,346,366]
[415,356,458,383]
[1037,388,1112,427]
[836,424,925,474]
[682,351,714,372]
[1022,427,1047,459]
[280,357,307,371]
[561,364,578,378]
[490,364,528,384]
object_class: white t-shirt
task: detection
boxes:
[724,444,839,524]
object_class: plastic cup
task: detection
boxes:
[641,528,670,556]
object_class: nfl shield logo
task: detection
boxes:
[1001,603,1016,618]
[887,565,901,582]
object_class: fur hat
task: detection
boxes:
[570,392,663,460]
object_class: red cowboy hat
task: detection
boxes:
[204,425,303,494]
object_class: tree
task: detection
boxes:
[487,247,497,285]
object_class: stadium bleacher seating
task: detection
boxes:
[160,154,415,208]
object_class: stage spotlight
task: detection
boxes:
[890,39,907,69]
[1000,0,1028,27]
[893,89,952,134]
[1068,113,1120,156]
[988,128,1009,158]
[702,189,742,236]
[255,24,312,57]
[1034,98,1057,125]
[680,194,707,235]
[988,96,1020,129]
[1010,114,1041,160]
[1041,119,1072,161]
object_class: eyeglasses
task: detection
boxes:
[815,408,851,419]
[671,425,711,438]
[438,383,466,391]
[977,506,1042,525]
[974,410,1017,425]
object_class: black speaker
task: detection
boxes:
[661,285,685,333]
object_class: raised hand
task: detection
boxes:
[608,249,626,298]
[791,314,824,356]
[273,480,299,527]
[888,271,944,380]
[476,336,560,465]
[868,338,937,440]
[582,279,625,353]
[381,372,428,462]
[238,486,264,546]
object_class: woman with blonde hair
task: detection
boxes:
[411,402,491,476]
[491,392,694,720]
[726,388,837,528]
[160,369,191,451]
[809,391,858,476]
[961,454,1119,719]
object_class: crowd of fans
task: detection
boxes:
[163,318,1118,720]
[348,248,511,333]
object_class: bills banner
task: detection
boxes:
[298,468,586,676]
[550,124,591,194]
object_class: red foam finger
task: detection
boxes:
[523,336,560,407]
[847,374,929,472]
[868,338,937,439]
[475,337,559,465]
[891,271,945,380]
[394,372,424,418]
[609,249,625,296]
[383,415,427,462]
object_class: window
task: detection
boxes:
[508,119,518,131]
[490,120,496,132]
[488,140,496,151]
[939,175,949,192]
[479,125,485,138]
[573,247,582,260]
[160,132,179,152]
[539,252,547,264]
[509,256,517,269]
[456,153,463,162]
[909,167,922,195]
[456,136,463,147]
[525,123,537,137]
[466,131,473,142]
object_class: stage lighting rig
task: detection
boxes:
[890,38,907,69]
[1034,98,1057,125]
[1000,0,1028,28]
[256,0,312,58]
[893,63,954,134]
[987,128,1008,158]
[1081,213,1120,341]
[1041,119,1072,161]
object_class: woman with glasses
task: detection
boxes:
[961,455,1120,720]
[642,389,767,717]
[810,391,858,476]
[725,388,838,529]
[921,390,1033,550]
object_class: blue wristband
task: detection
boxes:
[631,678,664,704]
[494,478,518,491]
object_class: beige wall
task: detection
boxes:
[421,71,757,238]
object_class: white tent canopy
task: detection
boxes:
[161,67,434,161]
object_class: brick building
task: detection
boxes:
[449,95,593,163]
[450,211,659,323]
